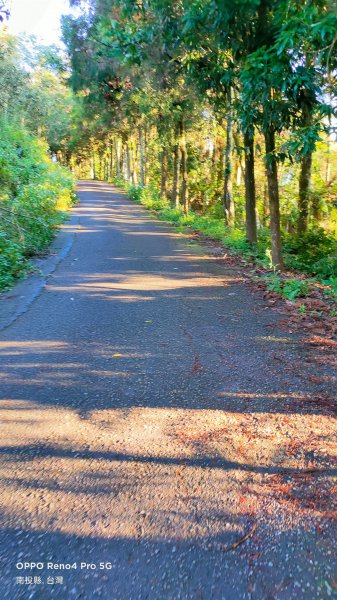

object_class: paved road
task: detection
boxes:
[0,181,336,599]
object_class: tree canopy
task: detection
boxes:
[58,0,337,275]
[1,0,337,287]
[0,31,75,289]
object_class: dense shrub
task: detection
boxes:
[283,229,337,276]
[0,119,75,290]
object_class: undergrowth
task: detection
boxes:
[0,120,76,291]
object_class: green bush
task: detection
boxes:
[0,119,75,290]
[322,277,337,299]
[311,254,337,278]
[264,274,311,300]
[283,228,337,277]
[0,234,26,290]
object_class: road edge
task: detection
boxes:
[0,211,79,332]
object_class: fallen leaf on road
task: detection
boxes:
[221,523,257,552]
[191,354,202,373]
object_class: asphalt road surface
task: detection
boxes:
[0,181,336,599]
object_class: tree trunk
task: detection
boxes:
[298,152,312,234]
[139,127,145,187]
[144,126,149,185]
[298,55,314,235]
[233,129,244,186]
[133,138,138,186]
[263,175,269,224]
[122,146,127,180]
[115,139,121,178]
[91,152,96,180]
[131,147,135,185]
[223,108,234,226]
[244,129,257,245]
[110,141,114,180]
[311,193,321,222]
[126,143,131,183]
[264,128,284,270]
[172,141,180,208]
[160,147,168,198]
[215,136,224,196]
[179,119,188,214]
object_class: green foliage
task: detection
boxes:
[0,33,77,291]
[0,119,75,291]
[298,303,306,315]
[0,234,25,289]
[126,183,169,210]
[0,31,81,165]
[264,274,311,300]
[322,277,337,300]
[63,0,337,281]
[283,228,337,276]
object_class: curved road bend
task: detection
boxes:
[0,181,336,599]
